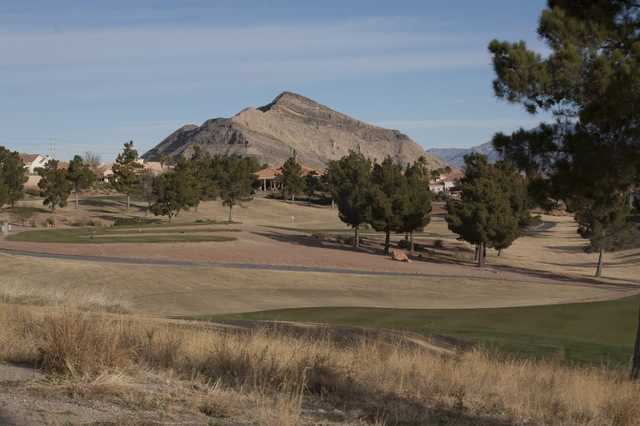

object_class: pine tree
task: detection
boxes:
[150,173,181,221]
[0,147,27,208]
[304,171,321,200]
[66,155,96,209]
[36,160,72,212]
[493,161,532,255]
[326,151,372,247]
[369,157,407,255]
[277,155,305,201]
[110,141,144,210]
[218,155,259,222]
[190,147,218,204]
[400,159,432,255]
[446,154,519,266]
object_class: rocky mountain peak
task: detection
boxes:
[143,92,447,170]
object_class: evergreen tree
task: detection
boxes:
[0,147,27,208]
[110,141,144,210]
[277,155,305,201]
[493,161,533,255]
[326,151,372,247]
[489,0,640,271]
[149,157,199,221]
[149,173,181,221]
[138,169,156,215]
[66,155,96,209]
[304,170,321,199]
[369,157,407,255]
[218,155,259,222]
[36,160,72,212]
[446,154,519,266]
[400,159,432,255]
[173,157,200,210]
[190,147,218,203]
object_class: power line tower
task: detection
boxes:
[48,138,56,160]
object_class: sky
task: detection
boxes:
[0,0,550,161]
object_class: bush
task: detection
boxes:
[311,232,331,241]
[336,235,355,246]
[433,239,444,249]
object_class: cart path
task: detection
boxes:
[1,247,638,294]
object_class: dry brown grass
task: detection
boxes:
[0,279,131,314]
[1,304,639,425]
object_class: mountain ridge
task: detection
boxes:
[143,92,446,170]
[428,142,500,169]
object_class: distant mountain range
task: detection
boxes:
[143,92,446,170]
[427,142,500,169]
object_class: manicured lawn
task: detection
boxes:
[7,227,238,244]
[198,295,640,367]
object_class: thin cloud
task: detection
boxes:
[377,118,542,130]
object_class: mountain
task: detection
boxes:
[428,142,500,169]
[143,92,447,170]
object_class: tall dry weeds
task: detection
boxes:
[1,305,640,425]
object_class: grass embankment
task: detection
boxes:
[204,294,640,367]
[6,226,239,244]
[2,303,640,425]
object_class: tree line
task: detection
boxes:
[323,150,532,263]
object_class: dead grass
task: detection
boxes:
[1,304,639,425]
[0,280,131,313]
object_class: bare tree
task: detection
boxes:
[83,151,102,175]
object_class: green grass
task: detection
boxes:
[7,227,238,244]
[195,295,640,367]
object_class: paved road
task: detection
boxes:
[1,246,638,292]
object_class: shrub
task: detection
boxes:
[433,239,444,249]
[311,232,331,241]
[336,235,355,246]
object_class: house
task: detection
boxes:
[19,153,52,175]
[429,169,463,194]
[256,164,320,192]
[143,161,170,176]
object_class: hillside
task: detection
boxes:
[143,92,447,169]
[428,142,500,169]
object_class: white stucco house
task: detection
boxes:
[19,153,52,175]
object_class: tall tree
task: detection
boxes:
[446,154,519,266]
[36,160,71,212]
[369,157,407,255]
[326,151,372,248]
[400,159,433,255]
[277,155,305,201]
[304,170,321,199]
[493,161,533,255]
[218,155,259,222]
[487,1,640,378]
[190,147,218,204]
[110,141,144,210]
[0,147,27,208]
[66,155,96,209]
[137,169,156,215]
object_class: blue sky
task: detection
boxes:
[0,0,549,160]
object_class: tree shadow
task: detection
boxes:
[251,230,386,256]
[493,263,640,289]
